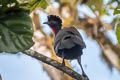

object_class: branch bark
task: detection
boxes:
[0,74,2,80]
[24,49,86,80]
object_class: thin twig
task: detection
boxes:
[24,49,86,80]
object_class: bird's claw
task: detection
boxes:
[62,61,65,66]
[82,73,89,80]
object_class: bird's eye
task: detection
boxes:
[51,21,57,24]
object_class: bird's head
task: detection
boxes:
[43,15,62,35]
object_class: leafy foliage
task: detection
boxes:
[116,23,120,43]
[113,2,120,43]
[0,11,34,53]
[18,0,49,13]
[0,0,49,53]
[0,0,49,13]
[114,4,120,15]
[16,0,49,13]
[87,0,104,15]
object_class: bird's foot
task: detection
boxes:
[62,61,65,66]
[62,59,65,74]
[62,59,65,66]
[82,73,89,80]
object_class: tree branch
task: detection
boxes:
[0,74,2,80]
[24,49,86,80]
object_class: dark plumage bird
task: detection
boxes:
[44,15,89,79]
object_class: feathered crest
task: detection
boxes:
[47,15,62,25]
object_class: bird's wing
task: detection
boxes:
[64,27,86,48]
[54,34,75,53]
[72,35,86,48]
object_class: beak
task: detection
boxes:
[43,22,49,24]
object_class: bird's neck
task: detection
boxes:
[50,26,61,35]
[51,27,56,34]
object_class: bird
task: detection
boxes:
[44,15,89,80]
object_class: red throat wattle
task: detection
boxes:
[51,26,56,34]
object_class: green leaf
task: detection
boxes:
[19,0,49,12]
[100,6,109,16]
[0,11,34,53]
[87,0,103,15]
[116,23,120,43]
[1,0,49,14]
[114,4,120,15]
[0,0,19,13]
[0,0,18,6]
[39,0,49,9]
